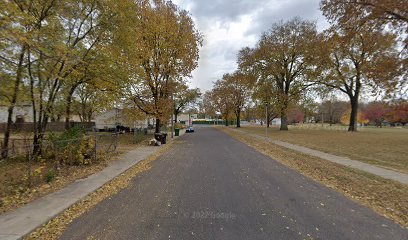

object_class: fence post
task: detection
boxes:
[133,127,136,144]
[12,140,16,156]
[53,141,59,175]
[93,131,97,162]
[113,133,118,151]
[27,145,32,188]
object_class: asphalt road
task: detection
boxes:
[61,127,408,240]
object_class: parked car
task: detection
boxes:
[186,126,195,133]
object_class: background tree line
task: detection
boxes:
[204,0,407,131]
[0,0,202,158]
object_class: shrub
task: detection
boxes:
[60,136,94,165]
[52,126,94,166]
[45,169,56,183]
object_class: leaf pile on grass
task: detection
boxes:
[24,142,173,240]
[0,159,110,214]
[222,128,408,228]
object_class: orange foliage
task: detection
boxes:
[340,109,369,125]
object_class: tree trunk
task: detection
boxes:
[280,116,288,130]
[2,45,26,159]
[225,118,229,126]
[174,113,178,123]
[64,90,74,130]
[236,109,241,128]
[348,96,358,132]
[155,118,161,133]
[280,107,289,131]
[267,112,270,128]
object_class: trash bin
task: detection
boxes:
[175,128,180,136]
[161,133,167,144]
[154,133,162,142]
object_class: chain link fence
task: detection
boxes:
[0,122,157,200]
[0,132,120,192]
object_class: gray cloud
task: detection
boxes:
[244,0,325,37]
[173,0,329,91]
[190,0,268,23]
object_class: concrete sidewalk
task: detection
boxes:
[231,128,408,185]
[0,140,171,240]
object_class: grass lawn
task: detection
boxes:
[239,125,408,173]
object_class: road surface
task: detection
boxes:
[61,127,407,240]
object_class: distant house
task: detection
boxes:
[271,118,281,125]
[0,104,83,123]
[177,113,197,125]
[95,108,122,131]
[94,108,154,131]
[0,104,34,123]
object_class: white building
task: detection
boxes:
[177,113,197,125]
[94,108,154,131]
[94,108,122,130]
[0,104,34,123]
[271,118,281,125]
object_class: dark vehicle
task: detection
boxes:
[186,126,195,133]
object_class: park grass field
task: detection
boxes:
[239,125,408,173]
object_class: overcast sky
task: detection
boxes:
[172,0,330,91]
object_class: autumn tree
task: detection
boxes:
[249,75,279,127]
[320,0,407,39]
[71,83,118,123]
[0,0,137,157]
[387,100,408,126]
[319,26,401,131]
[17,0,122,154]
[287,106,305,124]
[363,102,391,127]
[208,80,235,126]
[223,72,254,128]
[173,84,201,122]
[0,0,59,157]
[115,0,202,133]
[296,95,319,124]
[238,47,278,127]
[340,109,369,126]
[242,18,322,130]
[202,91,218,119]
[320,0,408,94]
[318,95,348,125]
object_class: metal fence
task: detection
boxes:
[0,122,95,133]
[0,132,120,189]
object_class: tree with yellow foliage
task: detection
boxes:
[318,25,401,131]
[340,109,369,126]
[114,0,202,133]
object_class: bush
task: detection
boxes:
[52,126,94,165]
[60,136,94,165]
[45,169,56,183]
